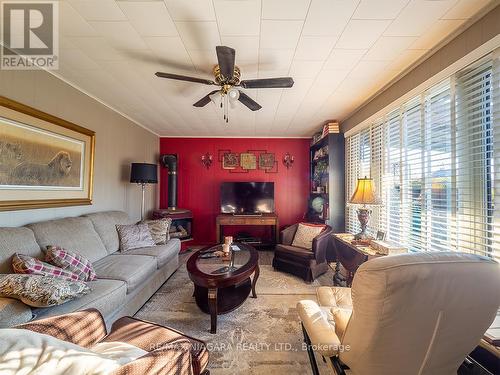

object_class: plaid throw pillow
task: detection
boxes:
[12,253,80,281]
[45,246,97,282]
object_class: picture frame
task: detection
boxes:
[222,152,238,169]
[376,230,386,241]
[0,96,95,211]
[258,153,275,170]
[240,153,256,170]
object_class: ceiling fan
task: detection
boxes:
[155,46,294,119]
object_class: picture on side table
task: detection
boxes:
[0,96,95,211]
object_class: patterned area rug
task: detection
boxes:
[135,264,331,374]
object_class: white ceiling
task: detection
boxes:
[50,0,494,137]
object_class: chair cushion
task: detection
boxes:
[0,274,90,307]
[12,253,80,281]
[291,223,325,250]
[93,255,157,293]
[0,227,42,274]
[27,217,108,263]
[84,211,133,254]
[124,239,180,268]
[45,246,97,281]
[275,244,315,260]
[116,224,155,252]
[317,286,353,308]
[33,279,127,320]
[0,329,125,375]
[0,297,32,328]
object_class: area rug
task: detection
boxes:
[135,265,330,374]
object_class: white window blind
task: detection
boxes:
[345,51,500,261]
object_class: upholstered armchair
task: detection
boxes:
[15,309,209,375]
[297,252,500,375]
[272,223,332,282]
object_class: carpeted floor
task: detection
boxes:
[135,250,334,374]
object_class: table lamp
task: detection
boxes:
[348,177,380,240]
[130,163,158,221]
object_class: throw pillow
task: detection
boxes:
[116,223,155,252]
[0,329,124,375]
[142,218,172,245]
[0,274,90,307]
[12,253,80,281]
[291,223,326,250]
[45,246,97,281]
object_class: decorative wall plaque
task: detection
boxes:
[259,153,275,170]
[222,153,238,169]
[240,153,257,170]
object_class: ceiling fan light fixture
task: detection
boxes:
[228,88,240,101]
[209,91,221,105]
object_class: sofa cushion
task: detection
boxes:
[124,239,180,268]
[33,279,127,320]
[0,227,42,274]
[116,223,155,252]
[27,217,108,263]
[0,329,123,375]
[0,297,32,328]
[84,211,133,254]
[93,255,157,293]
[142,218,172,244]
[0,274,90,307]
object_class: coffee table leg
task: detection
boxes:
[251,265,260,298]
[208,288,218,334]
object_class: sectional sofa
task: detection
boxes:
[0,210,180,328]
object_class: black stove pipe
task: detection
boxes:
[160,154,177,210]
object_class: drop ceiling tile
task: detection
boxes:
[349,60,389,79]
[384,0,457,37]
[314,69,350,89]
[289,60,324,78]
[68,37,125,61]
[262,0,311,20]
[60,2,98,37]
[221,37,259,61]
[175,21,221,50]
[294,36,338,61]
[164,0,216,21]
[388,48,428,71]
[442,0,491,20]
[260,20,303,49]
[66,0,127,21]
[60,49,100,70]
[323,49,367,69]
[353,0,409,20]
[118,2,177,37]
[302,0,358,36]
[363,36,417,61]
[410,19,463,50]
[90,22,149,50]
[214,0,261,36]
[188,49,218,74]
[144,37,194,71]
[259,48,295,71]
[336,20,392,49]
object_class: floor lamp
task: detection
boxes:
[130,163,158,221]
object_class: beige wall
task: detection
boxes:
[0,69,159,227]
[342,5,500,133]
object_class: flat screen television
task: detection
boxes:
[220,182,275,214]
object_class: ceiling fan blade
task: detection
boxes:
[155,72,215,85]
[216,46,236,80]
[240,77,294,89]
[193,90,220,107]
[238,91,262,111]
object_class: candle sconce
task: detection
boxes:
[201,152,213,170]
[283,153,295,169]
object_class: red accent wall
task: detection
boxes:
[159,138,310,245]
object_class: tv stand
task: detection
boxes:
[233,213,263,217]
[216,213,279,246]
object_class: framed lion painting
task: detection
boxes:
[0,96,95,211]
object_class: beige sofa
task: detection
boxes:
[0,211,181,328]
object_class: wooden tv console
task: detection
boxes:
[216,213,279,245]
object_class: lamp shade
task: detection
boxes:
[130,163,157,184]
[349,177,380,205]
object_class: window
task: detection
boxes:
[345,53,500,261]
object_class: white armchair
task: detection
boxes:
[297,252,500,375]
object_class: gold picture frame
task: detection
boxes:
[240,153,257,170]
[0,96,95,211]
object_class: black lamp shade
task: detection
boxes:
[130,163,158,184]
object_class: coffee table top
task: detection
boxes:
[187,243,258,289]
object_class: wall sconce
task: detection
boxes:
[201,152,213,170]
[283,153,294,169]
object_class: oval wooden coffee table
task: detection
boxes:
[186,243,259,334]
